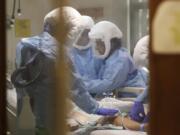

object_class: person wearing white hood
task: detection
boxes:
[44,8,118,116]
[133,35,149,69]
[76,21,147,95]
[68,16,118,116]
[73,21,149,123]
[132,36,150,104]
[14,6,83,133]
[14,7,119,132]
[129,36,150,123]
[69,15,102,80]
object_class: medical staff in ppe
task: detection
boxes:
[44,8,118,116]
[130,36,150,123]
[77,21,147,96]
[69,16,102,80]
[15,7,118,127]
[71,72,118,116]
[129,88,148,123]
[133,35,149,68]
[14,6,83,132]
[68,15,118,115]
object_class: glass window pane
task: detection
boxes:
[6,0,149,134]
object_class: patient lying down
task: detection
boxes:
[67,110,148,132]
[97,115,148,132]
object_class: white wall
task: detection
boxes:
[6,0,129,73]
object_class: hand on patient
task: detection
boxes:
[95,108,119,116]
[97,115,149,132]
[129,101,146,123]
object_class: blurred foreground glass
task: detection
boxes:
[6,0,149,134]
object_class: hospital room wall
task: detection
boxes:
[69,0,128,49]
[6,0,128,73]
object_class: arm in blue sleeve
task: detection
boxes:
[70,72,99,114]
[135,87,148,103]
[82,59,130,95]
[70,72,119,115]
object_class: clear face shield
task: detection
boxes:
[92,37,111,59]
[89,21,123,59]
[95,39,106,55]
[76,29,90,47]
[73,28,92,50]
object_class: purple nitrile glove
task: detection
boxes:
[95,108,119,116]
[142,112,149,123]
[129,101,146,123]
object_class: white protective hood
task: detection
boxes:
[133,35,149,68]
[43,6,82,45]
[89,21,123,59]
[73,15,95,50]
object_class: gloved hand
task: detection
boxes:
[95,108,119,116]
[129,101,146,123]
[142,112,149,123]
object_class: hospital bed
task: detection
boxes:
[68,97,148,135]
[115,87,145,101]
[91,130,146,135]
[6,76,147,135]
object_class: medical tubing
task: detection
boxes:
[140,123,145,131]
[11,0,16,20]
[18,0,21,10]
[120,112,130,130]
[120,111,145,131]
[17,0,21,15]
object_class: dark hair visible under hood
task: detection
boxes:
[43,18,57,36]
[108,38,122,57]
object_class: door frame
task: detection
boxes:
[0,0,7,134]
[1,0,177,135]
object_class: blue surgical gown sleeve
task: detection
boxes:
[80,51,131,95]
[135,88,148,103]
[70,72,99,114]
[68,47,101,80]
